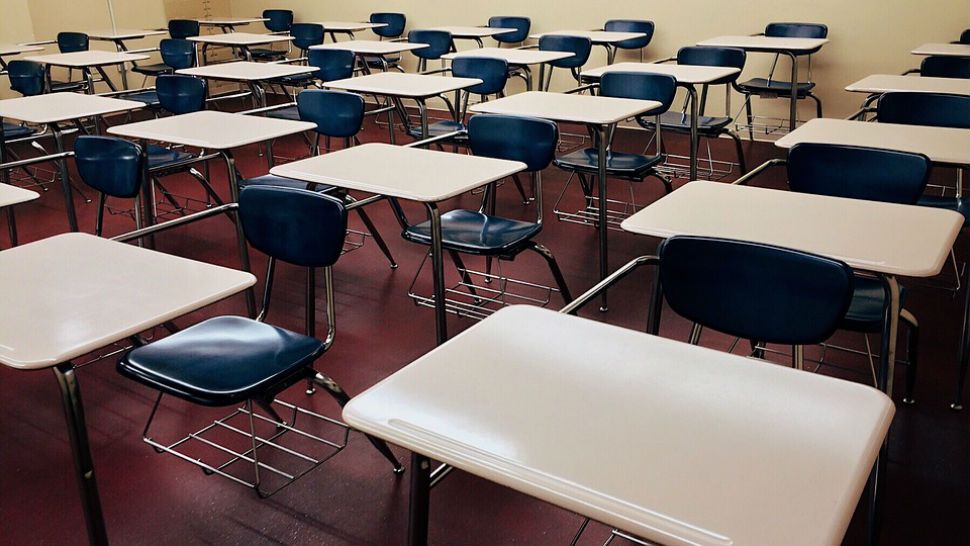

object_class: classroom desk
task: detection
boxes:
[323,72,483,141]
[911,43,970,57]
[270,142,525,345]
[310,21,388,42]
[529,30,649,64]
[108,110,314,315]
[0,43,44,71]
[470,91,661,311]
[621,180,962,396]
[0,182,39,246]
[430,26,515,48]
[344,305,895,546]
[846,74,970,96]
[23,51,150,93]
[177,61,316,108]
[198,17,268,33]
[0,93,145,231]
[310,40,429,73]
[697,35,829,132]
[187,32,292,63]
[86,28,167,89]
[581,62,741,180]
[0,232,256,546]
[441,47,574,91]
[775,118,970,167]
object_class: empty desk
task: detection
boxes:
[311,21,388,42]
[198,17,268,33]
[86,28,167,89]
[0,182,38,246]
[911,43,970,57]
[442,47,574,91]
[310,40,429,73]
[187,32,292,63]
[430,26,515,48]
[23,50,150,93]
[0,43,44,71]
[177,61,316,108]
[530,30,648,64]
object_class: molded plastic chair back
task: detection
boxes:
[262,9,293,33]
[291,23,325,51]
[74,136,144,199]
[877,92,970,129]
[239,186,347,268]
[408,30,453,60]
[539,35,592,69]
[765,22,828,39]
[488,16,530,43]
[920,56,970,78]
[307,49,355,82]
[468,114,559,172]
[600,71,677,114]
[604,19,655,49]
[7,60,46,97]
[168,19,200,39]
[57,32,89,53]
[677,46,746,84]
[452,57,509,95]
[960,29,970,44]
[658,236,854,345]
[156,75,207,115]
[160,39,196,70]
[297,90,364,138]
[370,13,406,38]
[787,143,930,205]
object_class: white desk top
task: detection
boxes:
[775,118,970,166]
[344,305,895,546]
[530,30,647,44]
[177,61,315,81]
[187,33,292,46]
[0,93,144,124]
[622,181,962,278]
[469,90,661,125]
[86,29,166,41]
[911,43,970,57]
[324,72,483,98]
[313,21,387,32]
[0,182,39,208]
[23,50,150,68]
[269,142,524,202]
[109,110,315,150]
[581,62,740,84]
[199,18,267,26]
[442,47,573,65]
[431,26,516,38]
[310,40,429,56]
[0,43,44,56]
[698,35,828,53]
[845,74,970,96]
[0,233,256,370]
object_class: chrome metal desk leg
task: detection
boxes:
[221,149,257,317]
[787,51,798,131]
[51,123,79,231]
[408,452,431,546]
[596,123,610,312]
[687,84,699,181]
[426,202,447,345]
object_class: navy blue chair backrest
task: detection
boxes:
[920,56,970,78]
[765,22,828,38]
[604,19,655,49]
[600,72,677,114]
[57,32,89,53]
[658,236,854,345]
[787,143,930,205]
[307,49,355,81]
[239,186,347,268]
[291,23,325,51]
[468,114,559,172]
[74,136,144,199]
[960,29,970,44]
[409,30,452,59]
[539,35,592,69]
[677,46,746,84]
[262,9,293,33]
[168,19,200,39]
[7,61,46,97]
[370,13,406,38]
[160,39,196,70]
[452,57,509,95]
[877,92,970,129]
[297,90,364,138]
[488,16,530,43]
[156,75,207,115]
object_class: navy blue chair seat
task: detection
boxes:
[264,105,301,121]
[404,209,543,256]
[2,123,35,140]
[273,72,316,85]
[249,48,287,61]
[554,148,664,179]
[119,316,325,407]
[736,77,816,96]
[239,174,335,194]
[131,62,173,77]
[841,277,908,333]
[147,143,196,170]
[406,120,467,140]
[648,111,734,133]
[123,90,161,106]
[917,195,970,227]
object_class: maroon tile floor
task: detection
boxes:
[1,100,967,546]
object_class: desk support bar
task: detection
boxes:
[561,255,659,316]
[111,202,238,243]
[732,158,785,186]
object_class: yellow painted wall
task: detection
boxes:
[230,0,968,119]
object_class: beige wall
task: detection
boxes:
[230,0,967,119]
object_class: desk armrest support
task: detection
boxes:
[732,158,786,185]
[560,255,659,315]
[112,203,239,243]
